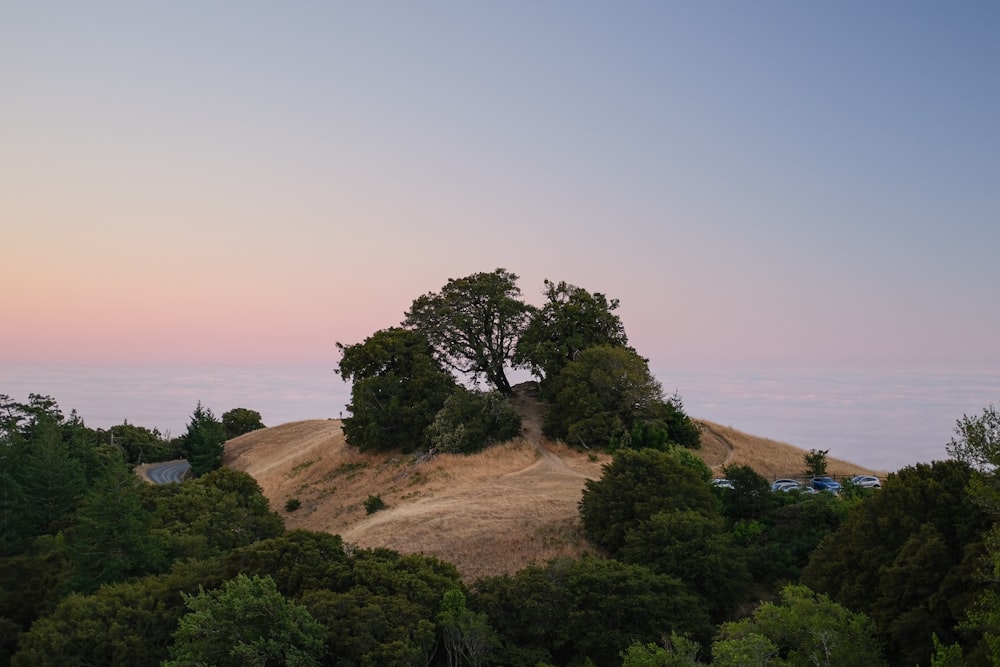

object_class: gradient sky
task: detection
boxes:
[3,2,998,372]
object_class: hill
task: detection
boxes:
[223,386,884,583]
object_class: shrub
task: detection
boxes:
[284,498,301,512]
[364,495,387,514]
[426,388,521,454]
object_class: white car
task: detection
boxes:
[711,478,734,489]
[771,479,801,492]
[849,475,881,489]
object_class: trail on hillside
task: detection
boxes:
[698,421,736,469]
[339,383,599,580]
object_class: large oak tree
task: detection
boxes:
[403,268,533,396]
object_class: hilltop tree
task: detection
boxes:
[513,279,629,393]
[403,268,533,395]
[543,345,675,449]
[336,327,456,452]
[221,408,265,440]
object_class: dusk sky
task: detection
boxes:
[4,2,998,373]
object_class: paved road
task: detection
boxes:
[146,459,191,484]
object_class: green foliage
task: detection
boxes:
[946,403,1000,474]
[713,583,886,667]
[0,537,72,661]
[337,327,457,452]
[930,633,965,667]
[621,510,750,623]
[164,573,325,667]
[11,559,225,667]
[579,448,718,556]
[803,448,829,478]
[801,460,991,665]
[285,497,301,512]
[718,464,773,521]
[104,421,175,464]
[472,555,712,667]
[149,468,284,561]
[66,458,166,593]
[302,588,439,666]
[19,417,87,539]
[745,492,845,587]
[296,542,463,666]
[438,588,497,667]
[179,402,225,477]
[364,494,387,514]
[221,407,266,439]
[513,279,629,392]
[0,396,107,555]
[403,268,533,395]
[544,346,668,449]
[426,387,522,454]
[620,635,703,667]
[221,531,354,598]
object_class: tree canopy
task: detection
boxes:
[544,345,682,450]
[164,573,326,667]
[180,402,226,477]
[713,584,886,666]
[513,279,629,391]
[579,447,717,557]
[403,268,533,395]
[222,408,266,440]
[336,327,457,452]
[801,460,991,665]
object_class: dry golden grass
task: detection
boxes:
[222,390,881,583]
[697,420,888,480]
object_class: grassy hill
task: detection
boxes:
[222,387,884,583]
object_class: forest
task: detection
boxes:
[3,269,1000,666]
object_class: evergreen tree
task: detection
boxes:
[66,459,165,592]
[180,402,226,477]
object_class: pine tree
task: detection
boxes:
[181,402,226,477]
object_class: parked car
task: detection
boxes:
[771,479,801,492]
[849,474,881,489]
[711,478,734,489]
[810,476,843,493]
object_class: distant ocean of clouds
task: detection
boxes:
[3,363,998,472]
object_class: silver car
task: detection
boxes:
[771,479,801,492]
[849,475,881,489]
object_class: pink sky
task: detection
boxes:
[3,3,998,373]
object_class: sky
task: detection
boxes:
[3,1,999,374]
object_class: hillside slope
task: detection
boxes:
[223,388,883,582]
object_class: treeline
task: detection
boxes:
[3,390,998,665]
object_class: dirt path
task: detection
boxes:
[338,383,601,581]
[698,421,736,469]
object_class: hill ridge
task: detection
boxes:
[223,392,883,582]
